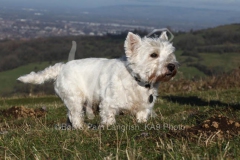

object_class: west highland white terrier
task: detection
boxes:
[17,31,178,129]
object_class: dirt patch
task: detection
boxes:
[1,106,47,119]
[169,115,240,139]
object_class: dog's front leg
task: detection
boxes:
[99,102,117,126]
[136,109,151,123]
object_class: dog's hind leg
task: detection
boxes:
[63,95,85,129]
[54,78,85,129]
[85,101,95,120]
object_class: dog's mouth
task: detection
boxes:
[165,72,173,76]
[149,72,175,83]
[164,68,177,77]
[161,69,177,81]
[148,67,177,83]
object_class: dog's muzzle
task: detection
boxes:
[148,63,178,83]
[165,63,177,76]
[167,63,175,72]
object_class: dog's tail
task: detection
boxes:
[17,63,64,84]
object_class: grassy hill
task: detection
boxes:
[174,23,240,76]
[0,24,240,159]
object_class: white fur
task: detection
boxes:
[18,32,178,129]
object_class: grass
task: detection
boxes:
[176,66,206,79]
[174,50,240,79]
[0,61,60,94]
[1,88,240,159]
[174,51,204,78]
[200,52,240,71]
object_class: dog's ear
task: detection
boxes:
[159,31,168,41]
[124,32,141,57]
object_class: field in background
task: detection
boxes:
[0,61,59,95]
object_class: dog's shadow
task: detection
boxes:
[162,95,240,110]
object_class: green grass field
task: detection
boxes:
[0,88,240,159]
[174,50,240,77]
[0,61,60,95]
[200,52,240,71]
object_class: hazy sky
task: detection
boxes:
[1,0,240,11]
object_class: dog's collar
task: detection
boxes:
[125,61,152,89]
[133,75,154,103]
[126,66,155,103]
[133,75,151,89]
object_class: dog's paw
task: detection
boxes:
[101,117,116,127]
[137,117,148,123]
[136,110,149,123]
[87,113,95,120]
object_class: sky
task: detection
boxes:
[1,0,240,11]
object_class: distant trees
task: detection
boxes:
[175,34,204,51]
[175,24,240,54]
[0,35,126,72]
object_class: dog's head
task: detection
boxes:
[124,32,178,84]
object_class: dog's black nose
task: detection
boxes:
[167,63,175,72]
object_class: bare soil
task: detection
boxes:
[169,115,240,139]
[1,106,47,119]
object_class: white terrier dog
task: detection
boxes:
[18,32,178,129]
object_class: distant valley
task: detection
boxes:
[0,3,239,40]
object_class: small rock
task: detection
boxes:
[202,123,209,128]
[204,120,210,123]
[235,122,240,127]
[140,132,149,137]
[228,120,234,125]
[0,131,8,135]
[212,121,219,128]
[184,125,191,129]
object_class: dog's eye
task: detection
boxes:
[150,53,158,58]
